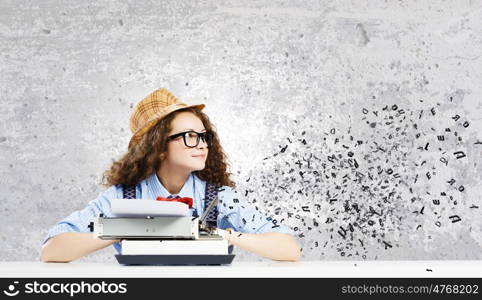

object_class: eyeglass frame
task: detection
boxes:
[166,130,213,148]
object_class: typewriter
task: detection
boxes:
[88,196,235,265]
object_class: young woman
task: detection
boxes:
[41,88,301,262]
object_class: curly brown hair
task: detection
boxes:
[101,107,236,188]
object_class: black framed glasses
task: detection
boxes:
[167,130,213,148]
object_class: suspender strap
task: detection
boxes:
[122,185,136,199]
[203,182,219,226]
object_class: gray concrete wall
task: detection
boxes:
[0,0,481,262]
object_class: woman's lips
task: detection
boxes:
[192,154,206,158]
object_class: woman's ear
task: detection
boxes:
[159,152,167,161]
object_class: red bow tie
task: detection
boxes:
[156,196,193,208]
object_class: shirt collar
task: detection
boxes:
[146,172,195,199]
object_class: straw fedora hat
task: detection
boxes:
[128,88,205,149]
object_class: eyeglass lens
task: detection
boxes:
[183,132,212,147]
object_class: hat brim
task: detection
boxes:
[128,103,205,149]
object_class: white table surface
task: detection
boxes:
[1,260,481,278]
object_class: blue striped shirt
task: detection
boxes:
[42,172,296,254]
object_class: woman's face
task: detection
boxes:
[163,111,209,172]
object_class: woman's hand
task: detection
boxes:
[41,233,120,263]
[215,228,234,245]
[222,229,301,261]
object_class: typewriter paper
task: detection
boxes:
[110,199,190,217]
